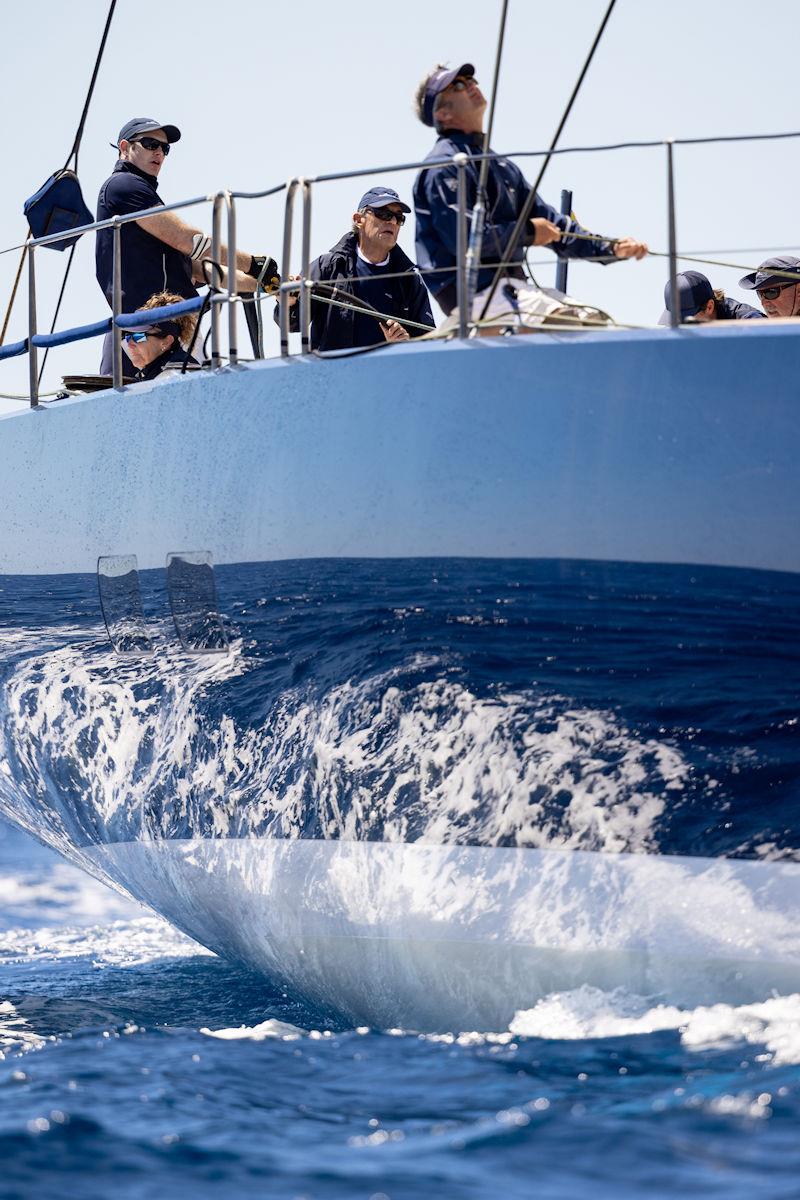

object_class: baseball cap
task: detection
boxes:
[113,117,182,149]
[661,270,714,321]
[357,186,411,213]
[738,255,800,291]
[420,63,475,127]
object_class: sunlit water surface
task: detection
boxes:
[2,820,800,1199]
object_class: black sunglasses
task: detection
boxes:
[123,329,167,344]
[366,206,405,225]
[132,136,171,155]
[757,281,796,301]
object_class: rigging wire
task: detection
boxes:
[36,1,117,384]
[465,0,510,302]
[477,0,618,321]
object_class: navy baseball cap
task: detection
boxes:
[738,255,800,291]
[114,117,181,148]
[661,270,714,321]
[420,62,475,127]
[357,186,411,213]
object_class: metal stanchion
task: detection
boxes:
[280,179,299,357]
[299,181,312,355]
[112,220,123,387]
[210,192,224,367]
[455,153,468,338]
[226,192,238,366]
[555,189,573,294]
[28,246,38,407]
[666,140,680,329]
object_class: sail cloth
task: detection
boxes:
[436,277,614,337]
[23,170,94,251]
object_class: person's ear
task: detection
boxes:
[353,211,364,229]
[164,333,175,350]
[119,139,130,157]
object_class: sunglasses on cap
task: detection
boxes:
[757,281,797,301]
[365,206,405,225]
[131,136,171,155]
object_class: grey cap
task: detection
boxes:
[739,255,800,291]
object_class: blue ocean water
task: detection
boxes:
[3,819,800,1200]
[1,558,799,1196]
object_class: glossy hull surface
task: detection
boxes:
[0,327,797,1025]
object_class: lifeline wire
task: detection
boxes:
[478,0,618,320]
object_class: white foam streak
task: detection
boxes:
[509,985,800,1065]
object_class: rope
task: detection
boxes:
[0,237,28,346]
[478,0,618,320]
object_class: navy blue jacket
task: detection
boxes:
[414,130,616,313]
[279,232,434,352]
[96,161,197,312]
[718,297,764,320]
[658,296,765,325]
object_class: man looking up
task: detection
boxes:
[280,186,434,352]
[739,256,800,319]
[96,117,276,369]
[413,65,648,320]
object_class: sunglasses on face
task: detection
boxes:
[365,206,405,225]
[757,282,796,301]
[123,330,165,344]
[132,136,170,155]
[436,77,476,105]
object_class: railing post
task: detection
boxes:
[454,153,468,338]
[299,181,312,355]
[280,178,300,357]
[226,191,238,367]
[666,139,680,329]
[112,219,123,388]
[27,245,38,407]
[555,189,572,294]
[210,192,224,367]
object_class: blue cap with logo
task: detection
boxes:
[661,270,714,322]
[738,255,800,291]
[420,62,475,127]
[357,186,411,213]
[114,117,182,149]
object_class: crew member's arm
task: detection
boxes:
[136,210,279,289]
[528,194,648,261]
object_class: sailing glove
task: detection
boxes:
[247,255,281,293]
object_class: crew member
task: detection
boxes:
[120,291,201,382]
[96,117,276,369]
[281,186,434,351]
[412,64,648,320]
[659,271,763,323]
[739,256,800,319]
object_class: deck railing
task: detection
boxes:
[2,129,799,406]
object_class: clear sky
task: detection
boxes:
[1,0,798,412]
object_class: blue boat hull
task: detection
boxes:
[0,326,797,1025]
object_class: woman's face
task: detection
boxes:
[122,330,174,369]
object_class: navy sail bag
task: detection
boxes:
[23,170,94,251]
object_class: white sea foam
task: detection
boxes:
[0,624,691,857]
[201,1018,306,1041]
[509,985,800,1066]
[0,1000,47,1057]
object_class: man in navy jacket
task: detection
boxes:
[413,64,648,316]
[281,187,434,352]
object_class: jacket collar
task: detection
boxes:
[328,231,416,274]
[113,159,160,190]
